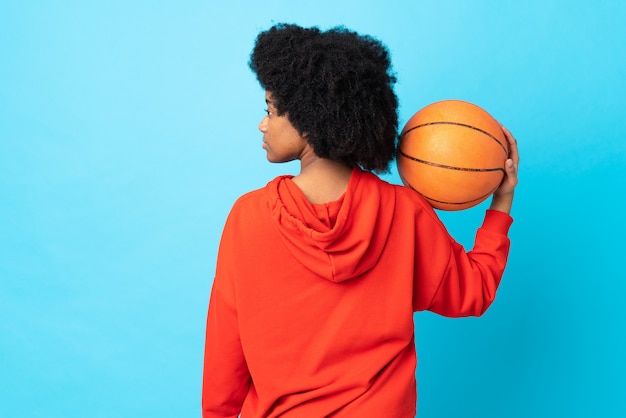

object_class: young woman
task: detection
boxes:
[202,23,519,418]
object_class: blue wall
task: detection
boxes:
[1,1,624,416]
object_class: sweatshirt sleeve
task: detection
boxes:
[413,209,513,317]
[202,209,251,417]
[202,286,251,417]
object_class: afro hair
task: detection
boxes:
[249,23,398,173]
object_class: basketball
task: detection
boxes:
[397,100,509,211]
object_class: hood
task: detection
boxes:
[266,168,396,283]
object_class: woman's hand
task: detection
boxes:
[489,125,520,214]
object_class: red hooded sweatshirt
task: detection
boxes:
[202,168,512,417]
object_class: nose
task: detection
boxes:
[258,115,268,132]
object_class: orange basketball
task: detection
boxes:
[397,100,509,211]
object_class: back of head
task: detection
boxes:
[249,23,399,173]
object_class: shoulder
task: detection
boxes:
[226,187,270,225]
[217,187,271,247]
[365,172,435,213]
[366,173,449,234]
[395,184,433,212]
[225,175,288,223]
[232,187,266,209]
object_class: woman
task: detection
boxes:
[202,23,519,417]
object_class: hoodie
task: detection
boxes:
[202,168,512,418]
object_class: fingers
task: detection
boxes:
[497,123,519,191]
[505,158,518,187]
[500,125,520,165]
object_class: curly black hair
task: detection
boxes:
[249,23,398,173]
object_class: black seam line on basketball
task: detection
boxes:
[400,173,499,206]
[401,121,508,157]
[398,149,505,173]
[423,190,493,206]
[423,184,500,205]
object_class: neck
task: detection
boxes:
[292,149,354,204]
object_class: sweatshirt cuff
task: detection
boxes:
[482,210,514,235]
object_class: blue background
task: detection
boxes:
[1,1,625,417]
